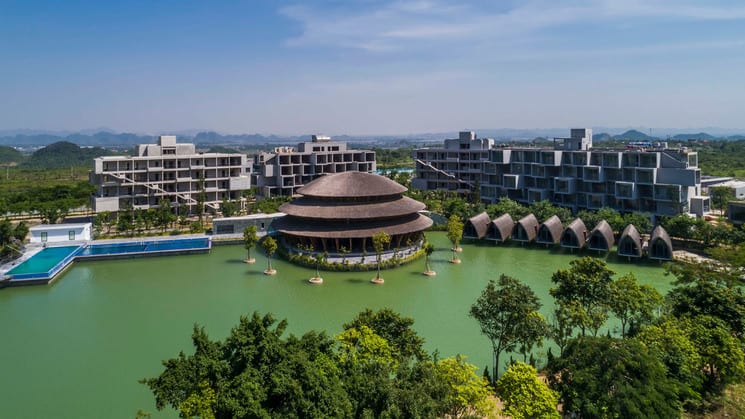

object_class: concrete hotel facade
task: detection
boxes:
[90,136,252,213]
[413,129,702,218]
[253,135,376,197]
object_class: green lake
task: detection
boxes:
[0,232,673,418]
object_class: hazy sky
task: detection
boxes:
[2,0,745,135]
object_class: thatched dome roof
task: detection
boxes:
[588,220,615,251]
[273,213,433,239]
[561,218,587,249]
[618,224,642,257]
[488,214,514,242]
[297,172,407,198]
[280,196,425,220]
[649,225,673,260]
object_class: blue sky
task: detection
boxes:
[1,0,745,135]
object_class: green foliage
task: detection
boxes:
[343,308,427,362]
[0,219,27,259]
[423,241,435,272]
[250,196,290,214]
[547,336,681,419]
[469,274,543,380]
[681,315,745,395]
[635,318,704,407]
[550,257,615,337]
[486,197,529,220]
[434,355,495,418]
[220,198,238,217]
[372,231,391,279]
[709,186,735,214]
[496,361,559,419]
[608,273,662,337]
[446,215,464,261]
[142,312,352,418]
[529,200,572,224]
[261,236,278,271]
[21,141,110,168]
[0,146,23,164]
[156,198,176,232]
[622,212,652,234]
[242,225,258,261]
[336,325,397,370]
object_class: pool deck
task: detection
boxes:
[0,234,212,288]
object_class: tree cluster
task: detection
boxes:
[143,309,496,419]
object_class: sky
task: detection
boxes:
[1,0,745,136]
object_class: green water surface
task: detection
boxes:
[0,232,673,418]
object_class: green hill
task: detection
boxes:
[22,141,110,168]
[616,130,657,141]
[672,132,716,141]
[0,146,24,164]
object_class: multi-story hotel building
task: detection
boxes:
[90,136,252,213]
[253,135,376,197]
[413,129,703,218]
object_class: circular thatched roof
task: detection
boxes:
[273,213,433,239]
[297,172,407,198]
[279,196,425,220]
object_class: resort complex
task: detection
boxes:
[253,135,376,197]
[89,135,252,213]
[413,130,706,218]
[272,171,432,260]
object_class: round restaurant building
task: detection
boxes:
[273,172,432,259]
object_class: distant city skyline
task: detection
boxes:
[2,0,745,135]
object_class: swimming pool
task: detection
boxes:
[7,246,82,281]
[77,238,210,257]
[5,237,211,286]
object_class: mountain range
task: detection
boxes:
[1,128,745,148]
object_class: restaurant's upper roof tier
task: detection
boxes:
[296,172,407,198]
[279,196,425,220]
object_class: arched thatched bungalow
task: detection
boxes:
[561,218,587,250]
[512,213,539,243]
[487,214,514,243]
[275,172,432,256]
[649,225,673,261]
[536,215,563,246]
[464,211,490,240]
[587,220,614,252]
[618,224,643,258]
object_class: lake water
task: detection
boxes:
[0,232,672,418]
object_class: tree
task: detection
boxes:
[262,236,277,274]
[496,361,559,419]
[547,337,680,419]
[681,315,745,395]
[156,197,175,232]
[622,212,652,234]
[434,355,495,418]
[243,225,258,263]
[710,185,734,215]
[117,210,134,236]
[469,274,543,380]
[486,197,529,220]
[608,273,662,337]
[423,241,435,275]
[596,207,625,233]
[343,308,427,362]
[195,171,206,227]
[372,231,391,282]
[529,200,572,224]
[635,318,703,406]
[220,198,238,218]
[550,257,614,336]
[142,312,352,418]
[515,311,549,362]
[446,215,463,263]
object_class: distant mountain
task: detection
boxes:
[22,141,111,168]
[592,132,613,142]
[616,130,657,141]
[0,146,24,164]
[671,132,716,141]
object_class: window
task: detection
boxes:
[69,231,75,240]
[41,232,48,242]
